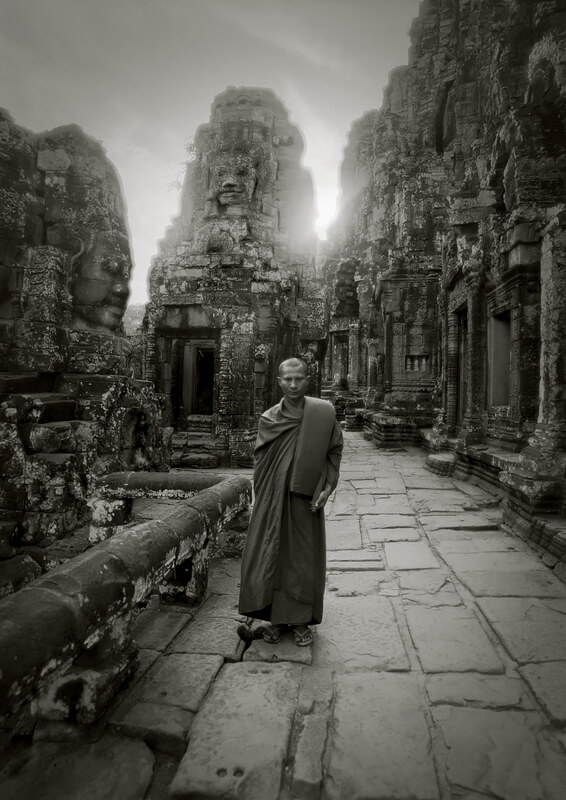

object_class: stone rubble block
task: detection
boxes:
[313,594,409,671]
[0,735,154,800]
[108,700,194,756]
[327,569,399,597]
[477,597,566,664]
[439,550,553,574]
[432,706,566,799]
[327,549,383,562]
[365,524,421,542]
[291,711,329,800]
[426,673,536,709]
[124,652,223,712]
[197,591,245,618]
[243,628,313,665]
[398,569,453,593]
[297,666,334,714]
[405,605,504,673]
[132,607,192,651]
[169,662,301,800]
[458,568,566,598]
[429,529,523,552]
[326,559,385,572]
[350,479,378,489]
[367,513,418,529]
[420,513,499,531]
[324,673,439,800]
[404,476,455,490]
[169,615,245,662]
[385,541,441,569]
[325,520,362,551]
[371,481,407,494]
[205,557,242,595]
[519,662,566,724]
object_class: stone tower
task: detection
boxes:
[144,87,324,466]
[0,110,168,595]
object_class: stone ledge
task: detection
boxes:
[0,475,251,725]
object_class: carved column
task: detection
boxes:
[520,210,566,476]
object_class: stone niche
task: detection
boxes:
[0,109,169,597]
[143,86,325,466]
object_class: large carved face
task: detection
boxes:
[208,155,258,207]
[71,230,130,332]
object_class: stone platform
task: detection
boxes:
[2,432,566,799]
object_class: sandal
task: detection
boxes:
[293,626,314,647]
[262,624,282,644]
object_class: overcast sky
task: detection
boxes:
[1,0,420,304]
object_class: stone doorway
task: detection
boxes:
[182,341,215,417]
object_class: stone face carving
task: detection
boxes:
[0,110,168,598]
[208,153,260,209]
[70,230,131,332]
[144,86,321,465]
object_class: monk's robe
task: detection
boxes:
[238,396,343,626]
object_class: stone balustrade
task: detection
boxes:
[0,474,251,728]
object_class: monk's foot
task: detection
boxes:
[293,625,313,647]
[262,624,282,644]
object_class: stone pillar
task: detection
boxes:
[459,282,486,443]
[445,312,459,435]
[348,322,361,389]
[520,210,566,476]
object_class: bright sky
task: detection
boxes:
[1,0,420,304]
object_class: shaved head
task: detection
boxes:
[278,357,308,377]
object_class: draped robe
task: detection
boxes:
[238,396,343,626]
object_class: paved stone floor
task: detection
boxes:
[2,432,566,799]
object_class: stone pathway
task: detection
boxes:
[3,433,566,799]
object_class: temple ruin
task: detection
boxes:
[1,0,566,748]
[0,111,174,595]
[143,87,327,467]
[323,0,566,563]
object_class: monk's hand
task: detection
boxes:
[311,487,331,513]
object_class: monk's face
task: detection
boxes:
[278,362,308,406]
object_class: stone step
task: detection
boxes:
[0,372,58,395]
[9,393,77,423]
[173,453,220,469]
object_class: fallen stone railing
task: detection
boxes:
[0,474,251,729]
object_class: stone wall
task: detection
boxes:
[143,87,326,466]
[0,111,170,597]
[327,0,566,538]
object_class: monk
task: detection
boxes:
[238,357,343,647]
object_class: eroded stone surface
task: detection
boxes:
[109,701,194,756]
[324,674,438,800]
[384,541,440,570]
[169,616,245,661]
[478,598,566,663]
[0,736,154,800]
[169,663,301,800]
[520,662,566,724]
[433,706,566,800]
[123,653,223,712]
[132,608,192,651]
[405,606,504,673]
[243,628,313,665]
[426,673,535,709]
[313,594,409,671]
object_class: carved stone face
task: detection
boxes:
[208,155,257,207]
[71,231,130,332]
